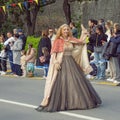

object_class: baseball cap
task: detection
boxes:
[18,29,23,33]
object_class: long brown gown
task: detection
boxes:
[38,41,102,112]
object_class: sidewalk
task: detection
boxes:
[89,77,120,86]
[2,62,45,80]
[6,67,44,77]
[2,62,120,85]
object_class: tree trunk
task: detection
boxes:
[0,13,6,30]
[63,0,71,24]
[25,4,40,36]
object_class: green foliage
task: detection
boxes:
[71,14,81,38]
[0,43,4,51]
[1,19,16,34]
[0,0,25,34]
[0,0,56,35]
[25,36,40,52]
[76,21,81,38]
[0,0,24,6]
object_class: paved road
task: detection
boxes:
[0,76,120,120]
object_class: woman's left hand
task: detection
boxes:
[54,62,61,71]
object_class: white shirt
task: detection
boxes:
[4,37,15,46]
[105,30,111,42]
[0,50,7,58]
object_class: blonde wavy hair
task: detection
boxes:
[114,23,120,30]
[55,24,73,40]
[105,20,113,28]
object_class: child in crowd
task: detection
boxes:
[26,43,36,77]
[20,50,26,77]
[89,55,97,77]
[39,47,50,78]
[86,55,97,79]
[0,46,7,75]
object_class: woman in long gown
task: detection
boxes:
[36,24,102,112]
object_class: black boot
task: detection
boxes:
[35,106,44,112]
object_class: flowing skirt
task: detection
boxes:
[40,55,102,112]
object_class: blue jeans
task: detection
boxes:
[94,52,106,79]
[7,50,14,73]
[43,64,49,77]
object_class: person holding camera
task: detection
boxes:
[4,32,15,74]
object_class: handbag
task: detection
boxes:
[102,41,118,59]
[102,42,111,60]
[94,35,103,53]
[94,46,103,53]
[109,42,118,55]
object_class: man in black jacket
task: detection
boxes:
[18,29,27,50]
[109,23,120,84]
[87,19,98,61]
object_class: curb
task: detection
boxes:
[96,81,120,86]
[1,74,44,80]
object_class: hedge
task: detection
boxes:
[25,36,40,52]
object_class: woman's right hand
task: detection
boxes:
[54,62,61,71]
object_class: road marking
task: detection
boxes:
[59,112,104,120]
[0,99,37,108]
[0,99,104,120]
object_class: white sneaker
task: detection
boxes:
[113,80,120,84]
[43,76,47,79]
[1,71,6,75]
[21,75,26,77]
[13,74,19,77]
[106,78,114,82]
[86,74,91,79]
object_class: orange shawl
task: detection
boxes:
[51,37,81,54]
[51,38,64,53]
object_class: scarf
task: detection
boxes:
[51,37,82,54]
